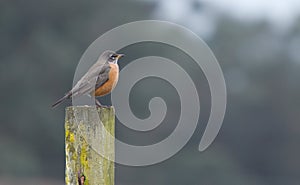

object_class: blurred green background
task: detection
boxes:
[1,0,300,184]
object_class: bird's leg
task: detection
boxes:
[95,99,102,108]
[95,98,111,108]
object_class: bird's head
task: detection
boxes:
[103,50,124,64]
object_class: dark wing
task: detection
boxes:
[70,63,111,97]
[95,63,111,89]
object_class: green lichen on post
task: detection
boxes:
[65,106,115,185]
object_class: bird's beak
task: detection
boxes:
[116,54,125,59]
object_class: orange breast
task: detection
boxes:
[94,63,119,97]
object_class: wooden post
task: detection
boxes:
[65,106,115,185]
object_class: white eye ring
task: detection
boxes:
[110,55,117,60]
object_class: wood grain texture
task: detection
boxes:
[65,106,115,185]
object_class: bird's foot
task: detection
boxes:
[96,104,112,109]
[95,99,111,109]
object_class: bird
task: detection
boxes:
[52,50,124,108]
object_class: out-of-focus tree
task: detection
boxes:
[0,0,300,184]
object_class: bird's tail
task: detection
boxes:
[52,92,71,108]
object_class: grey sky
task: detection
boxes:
[149,0,300,37]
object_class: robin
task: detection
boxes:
[52,50,124,108]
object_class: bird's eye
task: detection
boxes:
[110,54,118,60]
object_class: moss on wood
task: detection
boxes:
[65,106,115,185]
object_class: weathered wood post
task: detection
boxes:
[65,106,115,185]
